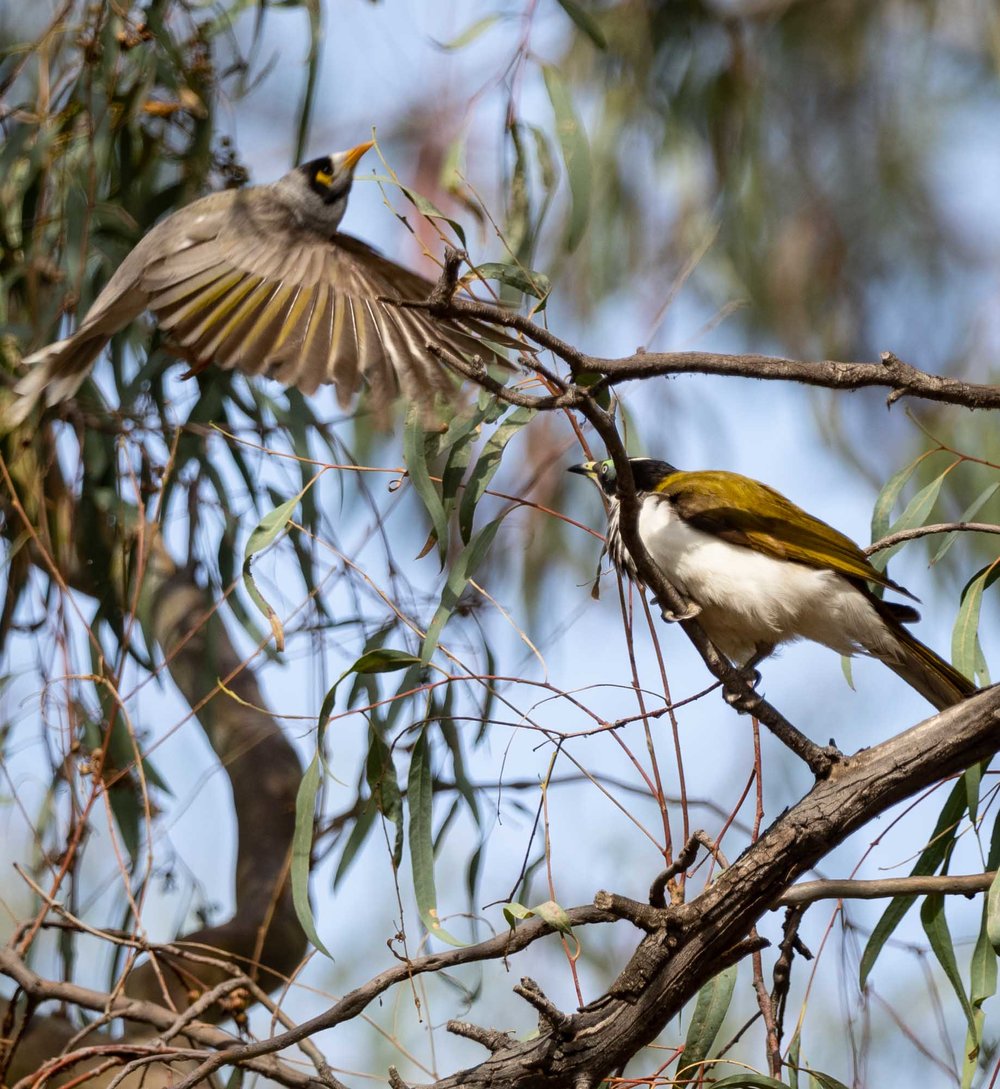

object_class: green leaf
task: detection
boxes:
[920,894,977,1042]
[434,13,501,50]
[317,648,424,737]
[931,483,1000,565]
[542,66,591,252]
[440,401,496,520]
[679,964,738,1077]
[333,800,377,888]
[400,186,466,248]
[242,478,318,650]
[965,762,982,825]
[504,122,532,261]
[870,455,927,541]
[964,897,998,1088]
[869,471,946,573]
[713,1076,788,1089]
[291,754,333,958]
[952,564,1000,684]
[807,1075,852,1089]
[459,406,536,542]
[421,515,506,662]
[987,870,1000,952]
[860,777,969,987]
[404,408,451,564]
[408,729,466,946]
[554,0,607,48]
[367,726,404,868]
[502,899,574,938]
[470,262,551,302]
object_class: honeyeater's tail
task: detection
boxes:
[6,332,108,428]
[872,612,977,710]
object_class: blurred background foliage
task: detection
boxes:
[0,1,999,1086]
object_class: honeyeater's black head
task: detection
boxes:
[568,457,679,497]
[298,140,374,205]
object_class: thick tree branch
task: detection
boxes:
[0,948,321,1089]
[412,686,1000,1089]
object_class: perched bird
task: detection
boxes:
[10,140,518,426]
[570,456,977,711]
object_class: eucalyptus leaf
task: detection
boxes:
[542,66,591,252]
[408,729,466,946]
[679,964,738,1077]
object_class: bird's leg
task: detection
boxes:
[723,643,774,706]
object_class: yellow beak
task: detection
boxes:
[341,140,375,172]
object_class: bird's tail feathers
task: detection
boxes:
[872,619,977,711]
[6,333,107,428]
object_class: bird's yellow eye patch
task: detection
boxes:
[314,168,334,188]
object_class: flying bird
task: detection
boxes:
[571,456,977,710]
[10,140,519,425]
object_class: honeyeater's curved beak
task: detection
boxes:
[341,140,375,172]
[568,460,598,478]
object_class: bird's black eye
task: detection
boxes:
[309,158,335,190]
[300,157,349,204]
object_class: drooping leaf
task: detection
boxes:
[554,0,607,48]
[408,728,466,947]
[421,515,506,662]
[399,186,467,248]
[712,1075,788,1089]
[367,725,404,868]
[952,563,999,684]
[291,754,333,958]
[459,406,535,542]
[963,896,998,1089]
[930,483,1000,565]
[987,870,1000,952]
[404,408,450,564]
[869,470,948,573]
[870,453,933,541]
[542,65,591,252]
[679,964,739,1078]
[860,776,968,987]
[502,899,574,941]
[920,894,978,1042]
[242,476,321,650]
[434,13,502,50]
[471,262,551,302]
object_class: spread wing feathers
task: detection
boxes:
[142,200,521,411]
[658,470,919,601]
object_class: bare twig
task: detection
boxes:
[777,872,995,906]
[866,522,1000,555]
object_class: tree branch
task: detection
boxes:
[866,522,1000,555]
[406,288,1000,410]
[777,871,995,906]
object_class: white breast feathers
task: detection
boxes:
[636,495,898,665]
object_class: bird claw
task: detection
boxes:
[660,601,701,623]
[723,665,763,706]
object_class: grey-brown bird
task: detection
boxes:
[10,141,518,425]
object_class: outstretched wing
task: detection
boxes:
[658,469,919,601]
[141,189,521,416]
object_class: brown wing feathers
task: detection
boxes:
[138,219,516,412]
